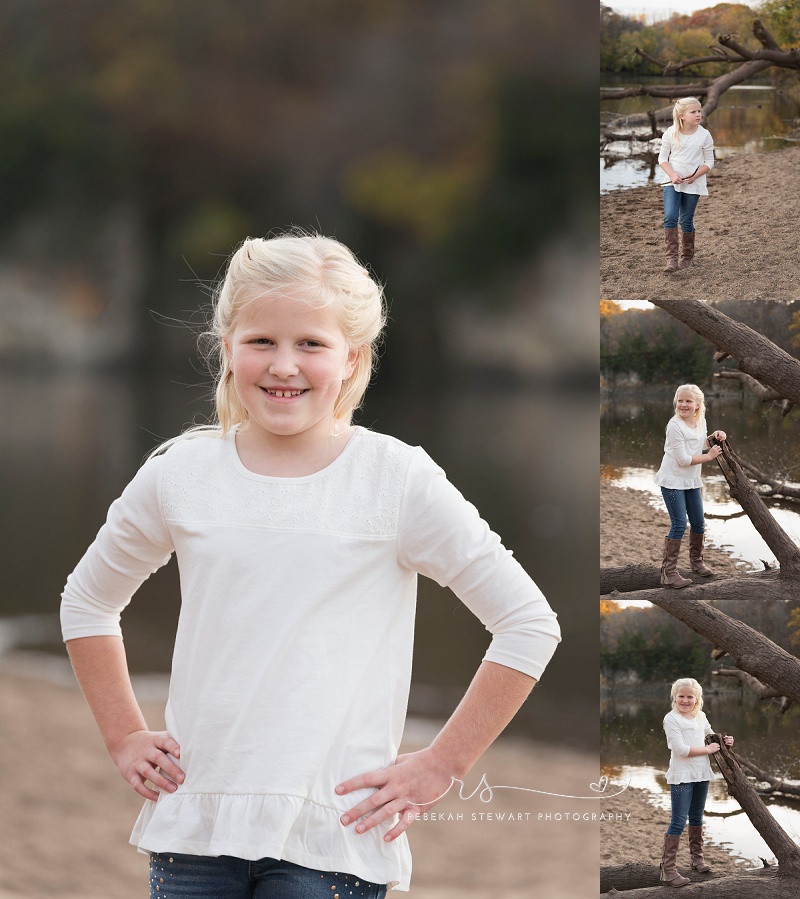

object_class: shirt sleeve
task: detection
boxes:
[702,130,715,170]
[702,712,715,737]
[60,454,175,641]
[396,449,560,681]
[658,127,673,165]
[664,420,694,467]
[664,713,691,758]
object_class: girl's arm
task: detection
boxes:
[66,635,184,800]
[658,129,683,184]
[337,660,534,841]
[61,454,181,799]
[664,714,719,757]
[337,449,560,842]
[665,421,721,466]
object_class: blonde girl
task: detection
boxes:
[658,97,715,272]
[654,384,726,588]
[660,678,734,887]
[60,233,560,897]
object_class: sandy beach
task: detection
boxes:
[600,480,746,876]
[601,145,800,302]
[0,654,598,899]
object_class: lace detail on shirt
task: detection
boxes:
[159,432,414,536]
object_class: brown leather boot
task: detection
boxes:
[678,230,695,269]
[660,834,691,886]
[688,825,711,872]
[689,532,713,577]
[661,538,692,588]
[664,228,679,271]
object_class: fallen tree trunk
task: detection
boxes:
[650,301,800,411]
[709,739,800,874]
[600,866,793,897]
[737,755,800,797]
[600,862,726,892]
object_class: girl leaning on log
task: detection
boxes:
[653,384,726,588]
[660,678,734,887]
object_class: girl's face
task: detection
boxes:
[675,688,699,715]
[226,294,358,447]
[680,105,702,129]
[675,391,699,422]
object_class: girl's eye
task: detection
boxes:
[252,338,273,345]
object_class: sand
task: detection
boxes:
[600,145,800,301]
[0,655,598,898]
[600,480,747,875]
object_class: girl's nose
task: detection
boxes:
[269,348,300,378]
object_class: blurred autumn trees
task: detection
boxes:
[1,0,594,377]
[600,2,790,74]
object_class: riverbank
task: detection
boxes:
[601,786,743,873]
[600,145,800,301]
[0,657,597,898]
[600,479,746,575]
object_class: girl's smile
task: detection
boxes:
[675,689,698,716]
[675,392,699,423]
[226,294,358,453]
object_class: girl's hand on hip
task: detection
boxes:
[336,748,455,842]
[109,729,184,801]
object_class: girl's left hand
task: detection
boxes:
[723,735,734,747]
[336,747,456,842]
[712,430,727,441]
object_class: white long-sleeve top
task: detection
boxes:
[663,709,716,784]
[653,416,707,490]
[659,125,715,196]
[60,427,560,891]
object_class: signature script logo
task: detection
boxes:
[407,773,628,806]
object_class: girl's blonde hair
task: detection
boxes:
[149,232,386,458]
[209,233,386,431]
[670,677,704,716]
[671,96,702,148]
[672,383,705,425]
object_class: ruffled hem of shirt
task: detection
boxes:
[653,474,702,490]
[130,791,409,891]
[665,770,716,785]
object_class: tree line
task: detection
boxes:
[601,301,800,387]
[600,1,798,74]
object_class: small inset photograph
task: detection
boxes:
[600,3,800,301]
[600,298,800,897]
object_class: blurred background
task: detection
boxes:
[0,1,599,896]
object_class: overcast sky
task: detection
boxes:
[607,0,725,21]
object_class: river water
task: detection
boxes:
[601,74,800,193]
[602,391,800,862]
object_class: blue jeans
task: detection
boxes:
[660,487,705,540]
[149,853,387,899]
[663,186,701,232]
[667,781,709,835]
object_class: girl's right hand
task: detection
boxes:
[706,742,721,754]
[109,729,185,801]
[671,173,684,184]
[707,445,722,460]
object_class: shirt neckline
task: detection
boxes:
[225,426,364,483]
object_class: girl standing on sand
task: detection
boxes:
[660,678,734,887]
[654,384,726,588]
[659,97,715,272]
[60,232,560,897]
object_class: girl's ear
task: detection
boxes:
[343,346,361,380]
